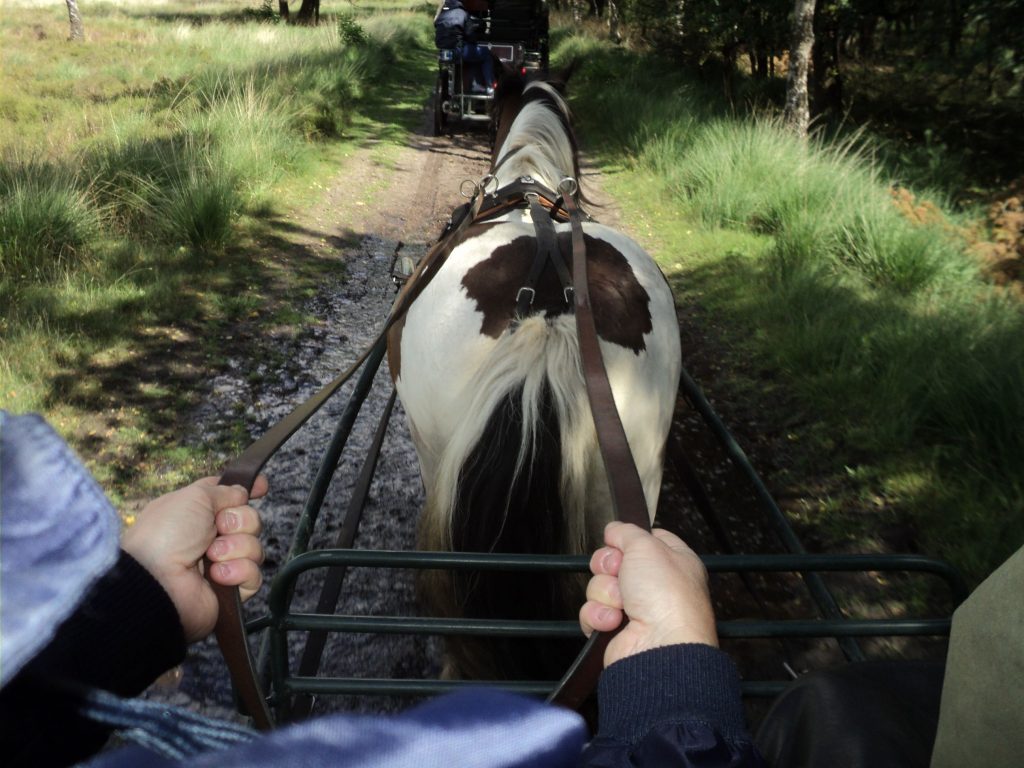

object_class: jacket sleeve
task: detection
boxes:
[580,644,765,767]
[0,550,187,767]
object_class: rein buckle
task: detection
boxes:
[516,286,536,307]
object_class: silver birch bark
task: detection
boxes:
[607,0,621,43]
[65,0,84,41]
[783,0,816,137]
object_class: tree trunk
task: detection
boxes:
[757,50,769,79]
[672,0,686,41]
[295,0,320,25]
[279,1,290,21]
[825,24,843,113]
[571,0,583,25]
[857,15,876,58]
[607,0,622,43]
[811,10,843,118]
[65,0,84,41]
[721,43,737,106]
[783,0,816,137]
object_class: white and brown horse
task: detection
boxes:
[387,76,681,681]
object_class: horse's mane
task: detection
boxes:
[493,80,583,200]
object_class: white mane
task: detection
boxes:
[493,82,577,193]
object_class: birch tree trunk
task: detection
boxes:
[607,0,621,43]
[783,0,816,137]
[65,0,85,41]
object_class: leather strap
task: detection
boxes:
[475,175,571,226]
[208,191,484,730]
[565,191,650,528]
[514,196,574,318]
[547,189,652,711]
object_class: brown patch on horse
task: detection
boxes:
[460,231,652,351]
[386,222,509,382]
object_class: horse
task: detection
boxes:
[386,74,682,682]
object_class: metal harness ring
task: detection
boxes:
[480,174,498,197]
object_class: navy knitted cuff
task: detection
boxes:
[596,643,748,744]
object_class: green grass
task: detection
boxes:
[0,0,437,505]
[562,33,1024,584]
[0,158,102,279]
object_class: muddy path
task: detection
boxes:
[149,99,938,728]
[151,112,499,718]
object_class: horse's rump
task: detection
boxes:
[390,217,680,680]
[387,75,680,683]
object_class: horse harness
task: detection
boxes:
[468,174,577,320]
[207,172,651,728]
[423,174,655,707]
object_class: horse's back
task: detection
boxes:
[391,217,681,529]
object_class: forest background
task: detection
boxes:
[1,0,1022,598]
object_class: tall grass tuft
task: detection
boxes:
[156,155,241,251]
[0,158,100,280]
[182,76,302,210]
[644,118,979,295]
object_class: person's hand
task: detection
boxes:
[121,475,268,643]
[579,522,717,668]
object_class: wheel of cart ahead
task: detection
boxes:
[433,62,450,136]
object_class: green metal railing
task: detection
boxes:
[250,548,966,713]
[236,268,967,720]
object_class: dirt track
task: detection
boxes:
[150,109,531,719]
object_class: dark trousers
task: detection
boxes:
[461,44,495,90]
[755,661,945,768]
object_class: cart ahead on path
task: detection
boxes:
[432,0,549,135]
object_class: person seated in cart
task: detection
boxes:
[11,406,1018,767]
[0,410,761,767]
[434,0,496,94]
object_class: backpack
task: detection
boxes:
[434,6,467,49]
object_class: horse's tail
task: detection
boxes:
[417,313,599,680]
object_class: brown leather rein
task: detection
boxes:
[208,176,650,728]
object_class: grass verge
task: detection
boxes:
[0,1,436,506]
[560,32,1023,585]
